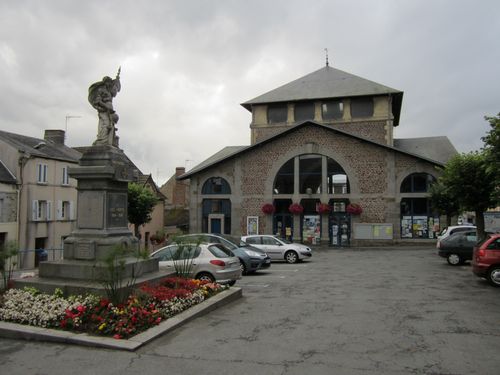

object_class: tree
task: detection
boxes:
[482,113,500,205]
[128,182,159,238]
[428,180,460,227]
[437,152,496,239]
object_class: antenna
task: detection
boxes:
[65,115,82,138]
[324,48,329,67]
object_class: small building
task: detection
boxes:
[178,65,457,246]
[160,167,190,235]
[0,129,80,267]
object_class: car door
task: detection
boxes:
[153,246,175,270]
[261,236,283,260]
[461,231,478,258]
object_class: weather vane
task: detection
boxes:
[325,48,329,67]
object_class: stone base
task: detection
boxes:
[14,269,173,297]
[39,257,158,280]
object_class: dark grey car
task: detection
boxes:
[179,234,271,274]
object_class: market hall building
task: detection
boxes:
[178,65,457,246]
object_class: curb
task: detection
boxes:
[0,287,242,351]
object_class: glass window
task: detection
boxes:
[62,166,69,185]
[322,100,343,120]
[351,97,374,118]
[153,247,175,261]
[400,173,436,193]
[327,158,349,194]
[208,244,232,258]
[202,177,231,194]
[244,236,261,245]
[273,159,294,194]
[37,163,48,183]
[294,102,315,122]
[267,104,287,124]
[299,154,322,194]
[262,237,279,245]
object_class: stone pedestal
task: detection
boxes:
[16,145,164,296]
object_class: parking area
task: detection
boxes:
[1,246,500,374]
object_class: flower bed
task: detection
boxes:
[0,277,227,340]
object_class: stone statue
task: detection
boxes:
[88,68,121,147]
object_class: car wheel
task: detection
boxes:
[285,250,298,264]
[196,272,215,283]
[446,253,462,266]
[228,280,236,286]
[239,260,247,275]
[486,266,500,287]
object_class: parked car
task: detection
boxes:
[150,242,241,285]
[472,233,500,287]
[178,234,271,275]
[436,225,476,248]
[437,230,479,265]
[241,235,312,263]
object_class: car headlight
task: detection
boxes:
[244,250,264,257]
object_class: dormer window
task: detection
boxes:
[267,104,287,124]
[294,102,315,122]
[351,97,374,118]
[322,100,343,120]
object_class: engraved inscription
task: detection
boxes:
[107,193,127,227]
[75,241,96,260]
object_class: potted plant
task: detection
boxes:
[289,203,304,214]
[316,203,331,214]
[346,203,363,215]
[261,203,275,214]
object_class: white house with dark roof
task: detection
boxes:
[178,65,457,246]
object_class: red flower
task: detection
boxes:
[289,203,304,214]
[316,203,331,214]
[346,203,363,215]
[261,203,275,214]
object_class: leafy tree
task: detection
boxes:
[437,152,496,239]
[0,241,19,291]
[128,182,159,238]
[482,113,500,204]
[428,181,460,227]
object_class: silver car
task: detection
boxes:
[150,243,242,285]
[241,235,312,263]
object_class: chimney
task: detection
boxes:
[44,129,65,145]
[175,167,186,177]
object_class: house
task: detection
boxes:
[0,159,17,252]
[177,65,457,246]
[0,130,79,267]
[160,167,190,235]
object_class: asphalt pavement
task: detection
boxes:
[1,245,500,375]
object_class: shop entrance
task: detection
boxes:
[329,213,350,247]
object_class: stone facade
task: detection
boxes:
[179,66,455,246]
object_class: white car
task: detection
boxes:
[150,243,242,285]
[241,235,312,263]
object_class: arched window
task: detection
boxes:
[400,173,436,193]
[202,177,231,194]
[273,159,295,194]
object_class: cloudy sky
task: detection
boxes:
[1,0,499,186]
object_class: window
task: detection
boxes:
[267,104,288,124]
[294,102,315,122]
[400,173,436,193]
[262,236,280,245]
[36,163,48,183]
[62,166,69,185]
[351,97,374,118]
[32,200,52,221]
[299,154,322,194]
[327,158,349,194]
[244,236,261,245]
[57,201,74,220]
[273,159,294,194]
[322,100,343,120]
[202,177,231,194]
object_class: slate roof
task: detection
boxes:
[241,66,404,125]
[178,121,455,180]
[394,137,458,164]
[0,130,81,163]
[0,159,16,184]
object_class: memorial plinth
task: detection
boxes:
[16,145,164,296]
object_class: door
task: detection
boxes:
[273,214,293,240]
[329,213,350,247]
[261,236,283,260]
[210,218,221,234]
